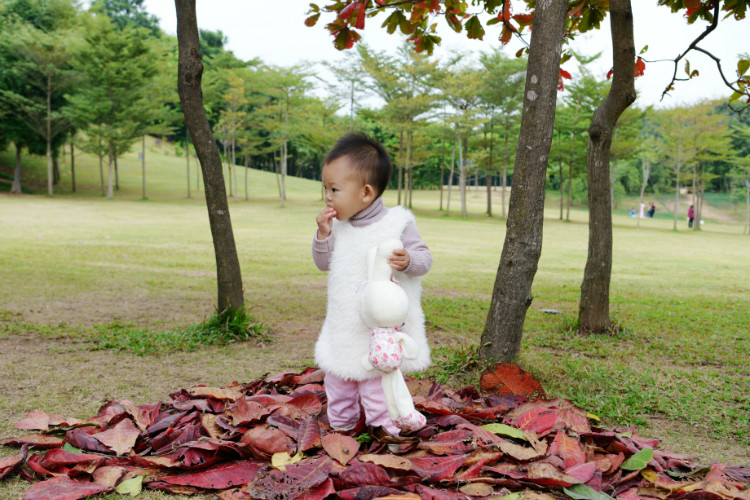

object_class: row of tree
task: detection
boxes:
[2,0,748,222]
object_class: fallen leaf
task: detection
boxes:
[481,423,528,441]
[0,433,64,449]
[15,410,51,431]
[359,453,414,471]
[549,432,586,468]
[410,454,468,481]
[297,417,322,452]
[621,448,653,471]
[564,484,617,500]
[243,456,332,499]
[479,363,546,399]
[115,475,143,496]
[160,460,266,489]
[459,482,494,496]
[188,385,243,401]
[22,476,112,500]
[321,432,359,466]
[93,419,140,455]
[92,466,127,487]
[272,451,304,470]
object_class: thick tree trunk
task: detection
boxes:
[11,143,22,194]
[71,142,76,193]
[142,135,147,199]
[175,0,244,313]
[478,0,568,364]
[53,155,60,185]
[578,0,636,334]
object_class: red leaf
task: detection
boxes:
[428,0,441,14]
[479,363,545,399]
[337,1,359,20]
[228,397,274,426]
[514,408,558,435]
[525,462,580,487]
[355,2,366,29]
[409,454,468,481]
[15,410,51,431]
[513,12,534,24]
[549,432,586,468]
[417,429,476,455]
[0,445,28,480]
[22,476,111,500]
[298,477,336,500]
[565,461,597,483]
[634,57,646,77]
[337,486,403,500]
[321,433,359,465]
[160,460,265,489]
[412,484,468,500]
[337,460,393,487]
[244,456,333,500]
[240,425,296,459]
[0,433,64,449]
[606,68,614,80]
[297,417,322,452]
[501,0,511,22]
[38,449,106,472]
[279,394,322,420]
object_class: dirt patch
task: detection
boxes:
[645,416,749,465]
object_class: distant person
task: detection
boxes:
[639,201,645,219]
[688,204,694,228]
[647,202,655,218]
[312,132,432,436]
[629,208,636,218]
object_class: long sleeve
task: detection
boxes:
[401,221,432,277]
[312,230,333,271]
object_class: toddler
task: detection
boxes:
[312,132,432,436]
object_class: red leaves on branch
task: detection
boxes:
[635,57,646,77]
[2,365,748,500]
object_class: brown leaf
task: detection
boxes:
[243,456,333,500]
[479,363,545,399]
[202,413,225,439]
[359,453,414,471]
[188,385,243,401]
[93,419,140,455]
[410,454,468,481]
[92,466,127,487]
[15,410,50,431]
[418,429,476,456]
[0,445,27,480]
[497,439,545,462]
[321,432,359,466]
[228,397,274,426]
[459,482,495,497]
[526,462,580,487]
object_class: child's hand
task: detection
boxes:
[316,207,337,239]
[388,249,410,271]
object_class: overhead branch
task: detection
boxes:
[659,1,749,112]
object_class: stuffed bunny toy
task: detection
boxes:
[360,239,426,432]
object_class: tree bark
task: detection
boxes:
[578,0,636,334]
[459,135,467,217]
[175,0,244,313]
[142,135,147,199]
[478,0,568,364]
[11,143,22,194]
[71,142,76,193]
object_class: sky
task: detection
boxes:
[142,1,749,109]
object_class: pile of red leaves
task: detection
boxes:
[2,366,749,500]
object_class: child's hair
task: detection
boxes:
[325,132,392,197]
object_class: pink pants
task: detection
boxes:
[324,372,400,436]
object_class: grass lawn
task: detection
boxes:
[0,140,748,498]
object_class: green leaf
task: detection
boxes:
[640,45,649,55]
[738,59,750,76]
[621,448,654,471]
[465,15,485,40]
[481,423,528,441]
[115,475,143,496]
[489,493,521,500]
[62,442,82,453]
[564,484,617,500]
[729,91,745,103]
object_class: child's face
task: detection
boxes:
[322,156,375,221]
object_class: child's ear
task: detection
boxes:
[362,184,376,203]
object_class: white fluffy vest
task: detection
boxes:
[314,206,430,381]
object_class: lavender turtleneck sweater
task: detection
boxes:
[312,198,432,276]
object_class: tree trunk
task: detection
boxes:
[98,149,105,196]
[46,76,53,196]
[397,129,404,206]
[459,135,467,217]
[487,116,494,217]
[71,142,76,193]
[566,160,572,221]
[406,130,412,209]
[107,148,114,200]
[439,138,445,211]
[187,132,192,198]
[244,154,249,201]
[447,133,455,213]
[11,143,22,194]
[673,141,682,231]
[115,155,119,191]
[232,128,237,203]
[637,159,649,230]
[142,135,147,199]
[578,0,636,334]
[53,155,60,185]
[478,0,568,364]
[502,130,509,218]
[175,0,244,313]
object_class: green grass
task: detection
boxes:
[1,139,749,471]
